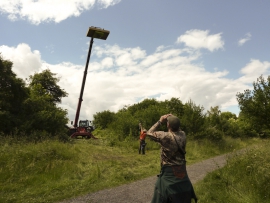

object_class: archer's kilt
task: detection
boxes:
[151,165,197,203]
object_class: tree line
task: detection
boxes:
[93,81,270,140]
[1,54,269,139]
[0,55,68,137]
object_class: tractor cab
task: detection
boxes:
[79,120,90,127]
[79,120,95,132]
[70,119,96,139]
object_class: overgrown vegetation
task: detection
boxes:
[93,96,270,141]
[194,140,270,202]
[92,75,270,140]
[237,75,270,133]
[0,132,262,203]
[0,55,68,136]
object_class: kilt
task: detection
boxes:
[151,165,197,203]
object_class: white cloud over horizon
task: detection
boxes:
[1,42,270,122]
[0,43,42,79]
[0,0,121,24]
[238,33,252,46]
[176,29,224,52]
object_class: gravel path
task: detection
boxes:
[58,151,243,203]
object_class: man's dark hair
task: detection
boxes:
[167,115,180,131]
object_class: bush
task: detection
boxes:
[259,129,270,139]
[194,127,223,141]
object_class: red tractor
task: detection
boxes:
[69,26,110,139]
[70,120,95,139]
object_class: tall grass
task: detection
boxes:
[0,134,161,203]
[0,139,78,203]
[186,136,258,164]
[194,139,270,202]
[0,131,263,203]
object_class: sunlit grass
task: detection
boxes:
[0,132,264,203]
[194,139,270,202]
[0,137,160,203]
[186,136,261,164]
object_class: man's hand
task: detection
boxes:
[159,114,172,124]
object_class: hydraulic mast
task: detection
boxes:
[70,26,110,139]
[74,37,94,127]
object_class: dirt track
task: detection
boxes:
[58,151,241,203]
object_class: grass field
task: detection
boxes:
[0,132,265,203]
[194,139,270,202]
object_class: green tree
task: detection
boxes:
[205,106,239,136]
[133,104,167,131]
[181,100,205,135]
[100,99,168,138]
[108,110,135,140]
[163,97,184,118]
[219,111,237,134]
[206,106,221,128]
[28,69,68,104]
[127,98,159,115]
[0,55,29,133]
[236,75,270,131]
[0,56,69,136]
[93,110,116,129]
[220,111,237,120]
[21,82,68,135]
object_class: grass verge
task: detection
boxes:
[0,132,263,203]
[194,139,270,202]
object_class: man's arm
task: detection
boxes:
[146,114,172,141]
[139,123,143,133]
[146,121,162,141]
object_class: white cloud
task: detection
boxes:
[176,29,224,52]
[0,43,42,79]
[101,57,114,69]
[238,33,252,46]
[98,0,121,8]
[0,0,122,24]
[1,43,269,122]
[238,59,270,83]
[156,45,165,52]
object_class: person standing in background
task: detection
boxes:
[139,122,147,155]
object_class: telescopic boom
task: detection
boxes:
[73,27,110,128]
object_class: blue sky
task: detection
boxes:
[1,0,270,122]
